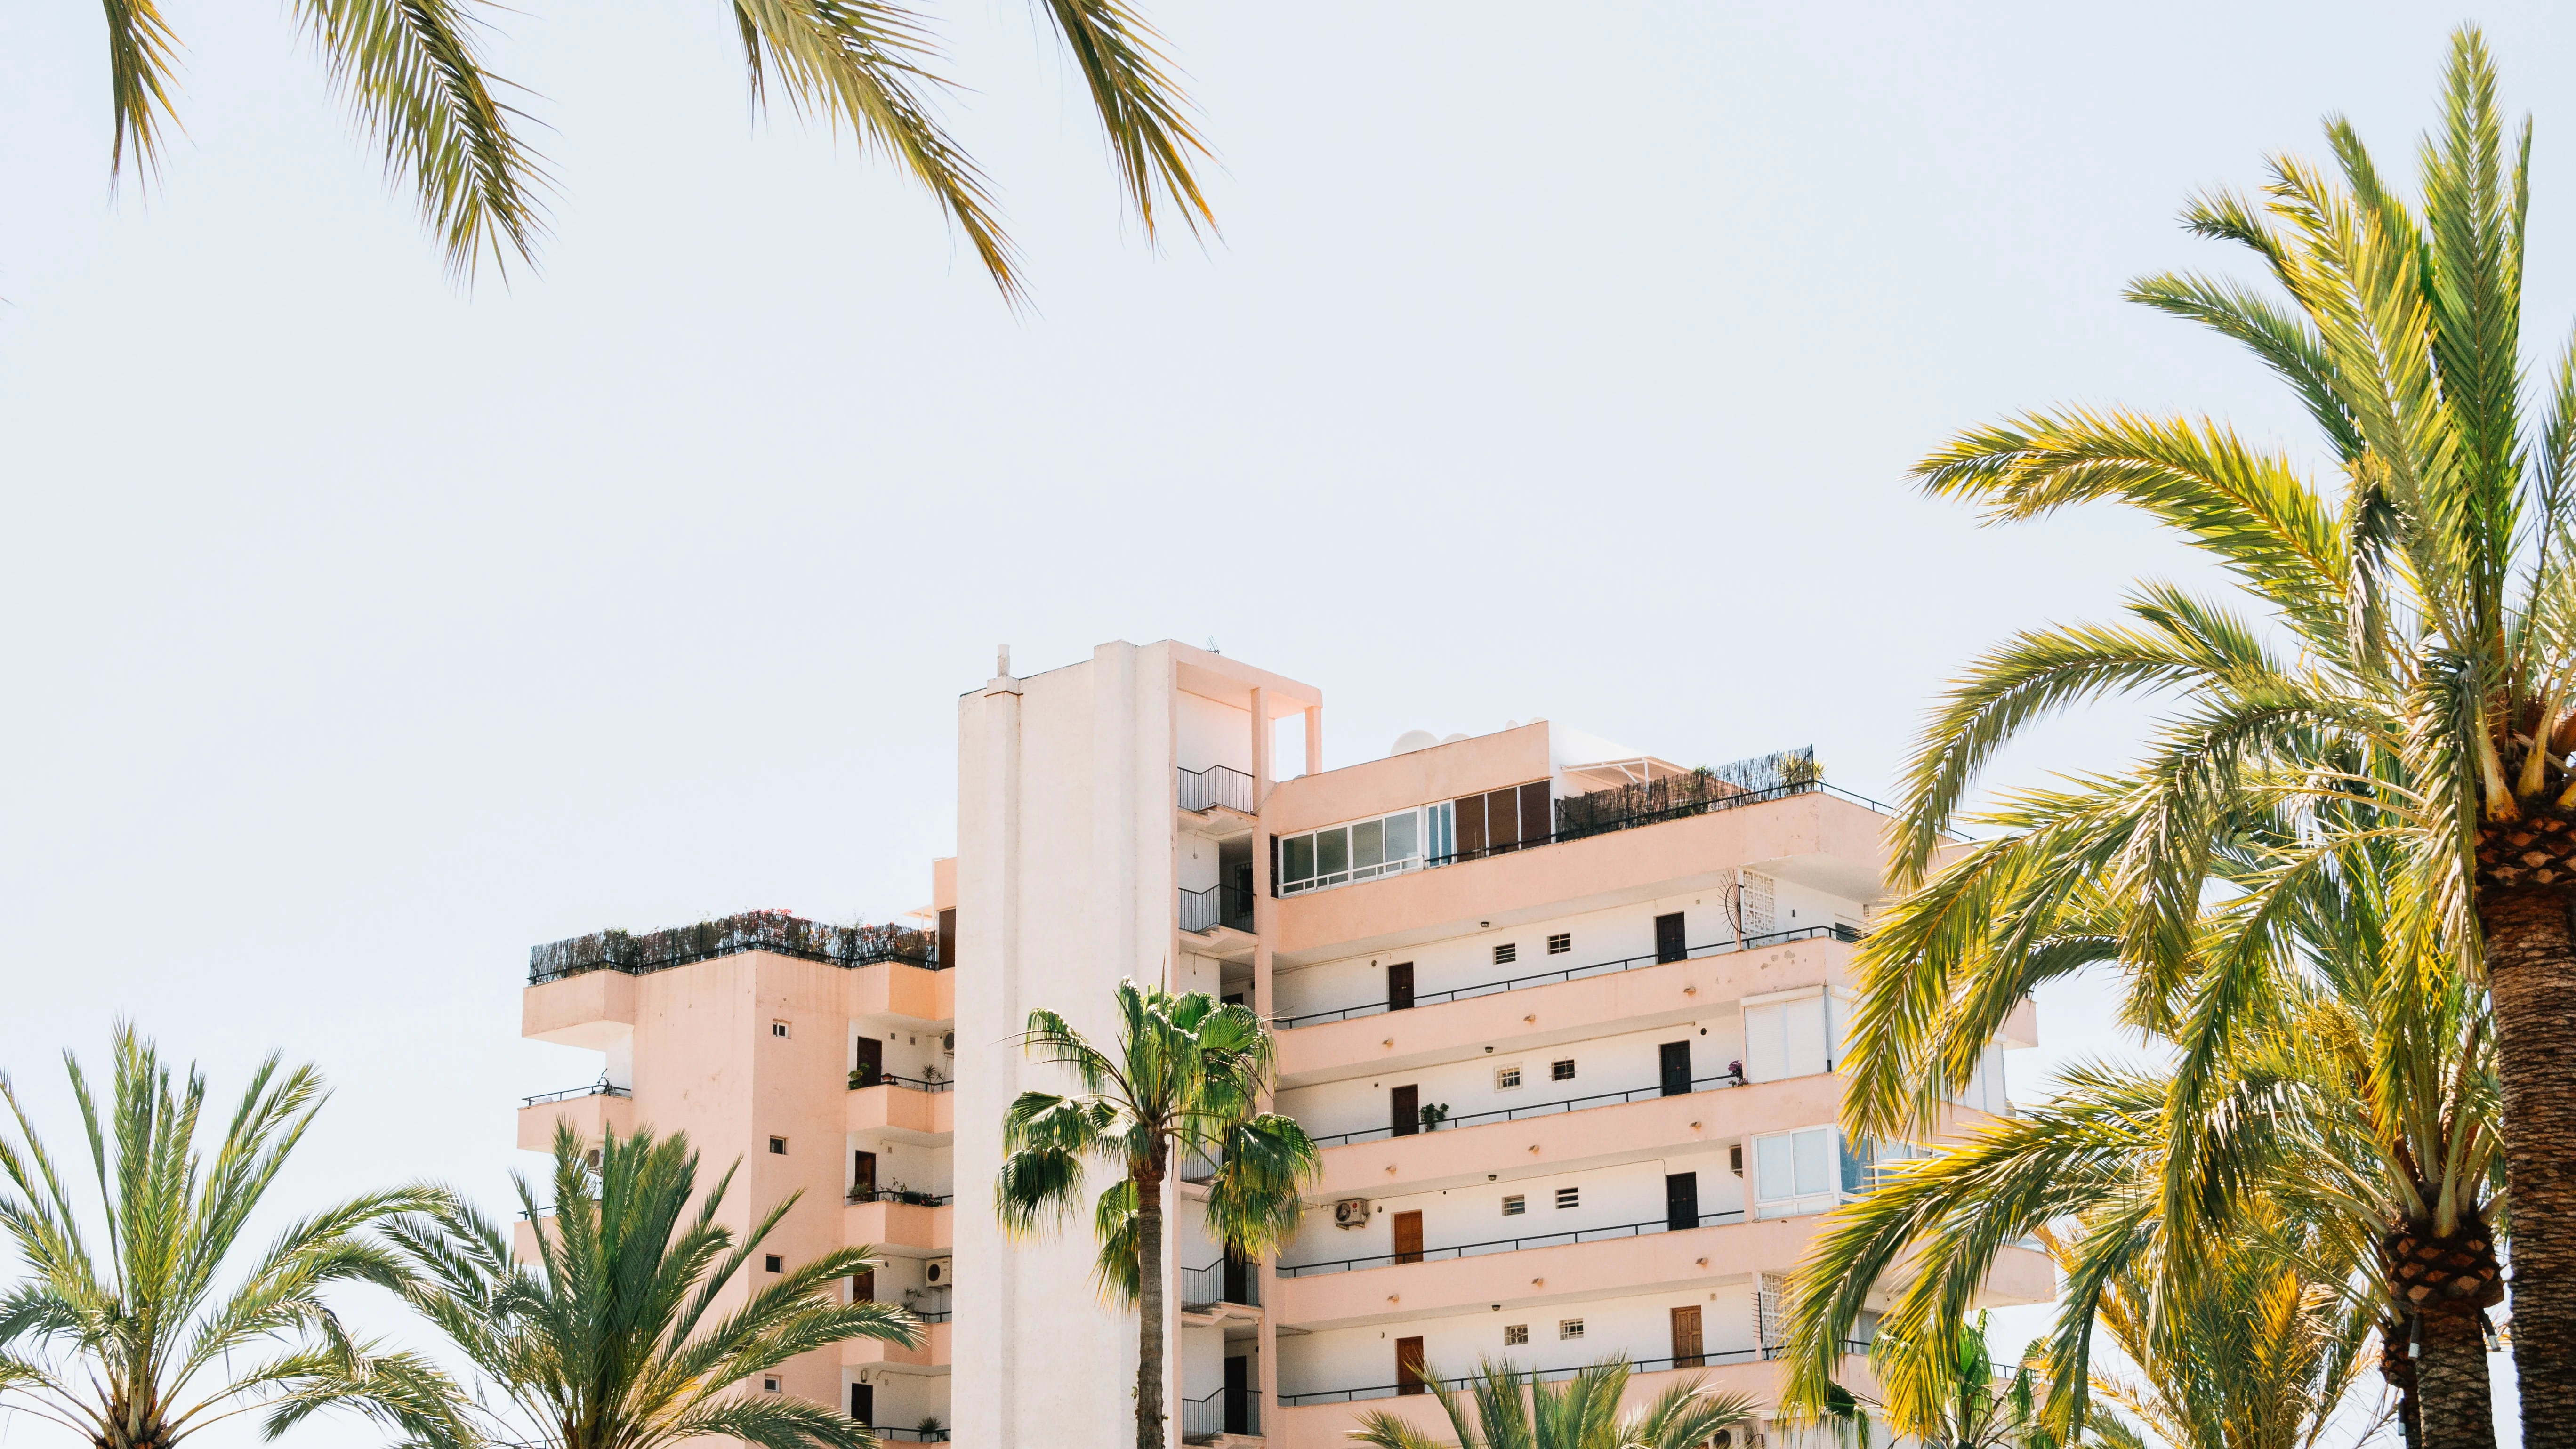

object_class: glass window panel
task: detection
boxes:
[1840,1135,1867,1196]
[1756,1135,1795,1201]
[1385,811,1419,861]
[1283,835,1315,883]
[1317,827,1349,877]
[1793,1128,1832,1197]
[1352,819,1385,868]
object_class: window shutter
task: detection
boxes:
[1455,794,1487,858]
[1743,1003,1787,1083]
[1485,789,1521,851]
[1519,781,1551,845]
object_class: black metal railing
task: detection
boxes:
[1278,1210,1747,1280]
[521,1082,631,1108]
[1179,765,1257,814]
[846,1188,954,1207]
[531,909,941,985]
[1278,1344,1870,1406]
[1306,1073,1746,1148]
[1180,884,1256,934]
[848,1070,955,1093]
[1278,923,1862,1029]
[1181,1257,1260,1308]
[867,1429,951,1444]
[1182,1386,1261,1440]
[910,1308,954,1323]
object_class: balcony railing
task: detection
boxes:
[867,1430,951,1444]
[1179,765,1257,814]
[1277,1209,1748,1280]
[1180,884,1256,934]
[1306,1072,1746,1148]
[1277,923,1863,1029]
[531,909,941,985]
[1181,1257,1260,1308]
[522,1082,631,1108]
[1278,1344,1870,1406]
[849,1070,955,1093]
[1182,1386,1261,1440]
[846,1187,954,1207]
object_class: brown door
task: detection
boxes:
[1396,1337,1427,1396]
[1387,961,1416,1011]
[1520,781,1552,845]
[851,1267,875,1301]
[853,1037,883,1086]
[1393,1210,1425,1265]
[1485,787,1522,853]
[1391,1084,1420,1137]
[853,1150,878,1197]
[1455,794,1487,859]
[1671,1304,1704,1368]
[937,907,956,969]
[1655,911,1687,963]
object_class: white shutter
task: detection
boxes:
[1744,1002,1787,1083]
[1783,998,1827,1079]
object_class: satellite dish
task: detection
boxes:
[1390,729,1439,757]
[1440,733,1470,745]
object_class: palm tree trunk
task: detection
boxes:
[2383,1317,2423,1449]
[2477,889,2576,1446]
[2415,1310,2496,1449]
[1135,1155,1168,1449]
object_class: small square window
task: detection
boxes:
[769,1137,788,1155]
[763,1376,781,1393]
[1552,1059,1576,1082]
[1556,1186,1579,1209]
[1495,1065,1522,1091]
[1547,933,1570,955]
[765,1254,783,1273]
[1558,1319,1585,1340]
[1493,943,1518,965]
[1502,1194,1526,1216]
[1504,1324,1530,1346]
[771,1021,790,1038]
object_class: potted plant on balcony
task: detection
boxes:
[1419,1102,1451,1133]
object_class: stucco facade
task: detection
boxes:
[512,638,2050,1449]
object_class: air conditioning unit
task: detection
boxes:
[1333,1199,1371,1230]
[942,1032,956,1053]
[923,1256,955,1287]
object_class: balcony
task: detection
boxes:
[1181,884,1257,935]
[842,1319,952,1370]
[1182,1386,1262,1444]
[1278,934,1853,1091]
[1308,1073,1746,1149]
[1307,1076,1843,1198]
[1273,1356,1865,1449]
[843,1198,953,1256]
[515,1083,632,1151]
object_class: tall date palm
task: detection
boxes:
[1845,28,2576,1438]
[994,981,1318,1449]
[0,1025,464,1449]
[80,0,1212,292]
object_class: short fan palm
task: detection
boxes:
[0,1025,464,1449]
[995,981,1319,1449]
[386,1122,919,1449]
[1346,1357,1753,1449]
[80,0,1210,291]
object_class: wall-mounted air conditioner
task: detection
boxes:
[1333,1199,1371,1230]
[924,1257,954,1287]
[942,1032,955,1053]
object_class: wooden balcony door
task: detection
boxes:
[853,1150,878,1196]
[1391,1083,1420,1137]
[853,1036,883,1086]
[1670,1305,1704,1368]
[1655,910,1687,963]
[1396,1337,1427,1396]
[1387,961,1416,1011]
[1393,1210,1425,1265]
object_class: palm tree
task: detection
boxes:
[0,1025,466,1449]
[1842,27,2576,1438]
[385,1122,919,1449]
[993,981,1319,1449]
[1345,1357,1754,1449]
[80,0,1210,292]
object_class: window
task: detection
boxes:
[768,1137,788,1155]
[1502,1194,1527,1216]
[770,1021,790,1038]
[1551,1059,1576,1082]
[1504,1324,1530,1346]
[763,1377,781,1393]
[1742,989,1845,1083]
[1547,933,1570,955]
[764,1255,784,1273]
[1558,1319,1585,1341]
[1279,804,1444,895]
[1754,1126,1841,1218]
[1493,942,1517,965]
[1495,1064,1523,1091]
[1555,1186,1580,1209]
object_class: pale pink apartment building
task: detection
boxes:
[515,640,2050,1449]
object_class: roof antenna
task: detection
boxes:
[1207,636,1221,655]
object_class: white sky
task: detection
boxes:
[0,2,2557,1443]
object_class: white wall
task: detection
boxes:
[1279,1145,1739,1272]
[1280,1021,1739,1143]
[1176,689,1254,776]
